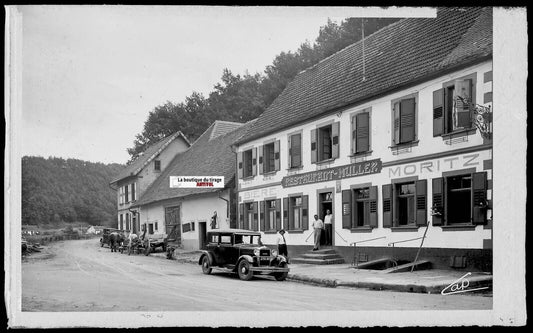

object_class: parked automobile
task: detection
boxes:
[99,228,122,247]
[198,229,289,281]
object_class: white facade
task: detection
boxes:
[237,61,493,252]
[138,190,232,250]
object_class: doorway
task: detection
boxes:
[318,191,334,246]
[199,222,207,250]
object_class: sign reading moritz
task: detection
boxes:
[282,159,382,188]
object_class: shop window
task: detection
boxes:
[392,96,417,145]
[311,122,339,163]
[351,110,371,154]
[288,133,302,168]
[433,76,476,136]
[342,187,378,229]
[432,172,488,226]
[259,141,280,174]
[383,180,427,228]
[238,148,257,179]
[283,195,309,231]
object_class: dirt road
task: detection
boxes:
[22,239,492,312]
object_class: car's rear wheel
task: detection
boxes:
[274,262,288,281]
[237,260,253,281]
[201,256,212,275]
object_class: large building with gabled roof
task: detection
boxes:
[132,120,253,250]
[110,131,191,234]
[233,7,493,270]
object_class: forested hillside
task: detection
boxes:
[21,156,124,226]
[127,18,401,162]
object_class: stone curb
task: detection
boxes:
[287,273,493,294]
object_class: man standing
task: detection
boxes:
[312,215,324,251]
[324,209,333,246]
[210,211,218,229]
[276,229,289,262]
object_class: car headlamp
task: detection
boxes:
[253,248,260,256]
[271,249,278,257]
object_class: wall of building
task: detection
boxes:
[237,61,493,258]
[115,136,190,231]
[138,190,231,250]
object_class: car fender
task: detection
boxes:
[237,255,254,264]
[198,251,216,266]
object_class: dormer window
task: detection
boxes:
[154,159,161,172]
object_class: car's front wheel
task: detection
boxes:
[201,256,212,275]
[237,259,253,281]
[274,262,288,281]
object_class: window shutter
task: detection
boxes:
[258,145,264,175]
[400,98,416,143]
[274,140,280,171]
[356,112,370,153]
[382,184,393,228]
[260,201,265,231]
[342,190,352,229]
[432,178,444,226]
[251,148,257,176]
[302,195,309,230]
[310,129,317,164]
[252,202,258,231]
[332,121,340,159]
[275,199,282,231]
[393,102,400,144]
[239,203,244,229]
[433,89,445,136]
[283,197,289,230]
[369,186,378,228]
[237,152,243,179]
[415,179,428,226]
[351,115,357,155]
[133,182,137,201]
[287,135,292,168]
[472,172,487,225]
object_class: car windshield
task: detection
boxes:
[234,234,261,245]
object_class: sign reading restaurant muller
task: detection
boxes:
[282,159,382,188]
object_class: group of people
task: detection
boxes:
[274,209,333,259]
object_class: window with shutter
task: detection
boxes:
[391,96,417,145]
[432,178,444,226]
[472,172,488,225]
[260,201,265,231]
[415,180,428,226]
[435,74,476,136]
[274,140,280,171]
[258,145,264,175]
[342,190,352,229]
[237,152,243,179]
[331,122,340,159]
[252,202,259,231]
[242,149,254,178]
[239,203,244,229]
[310,129,317,164]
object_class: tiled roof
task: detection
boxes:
[110,131,191,184]
[236,7,493,145]
[133,120,255,207]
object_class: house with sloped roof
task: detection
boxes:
[233,7,493,271]
[132,120,252,250]
[109,131,191,234]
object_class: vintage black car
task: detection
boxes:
[99,228,123,247]
[198,229,289,281]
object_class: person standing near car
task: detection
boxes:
[276,229,289,262]
[312,215,324,251]
[324,209,333,246]
[127,231,138,254]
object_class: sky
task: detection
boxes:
[16,6,431,165]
